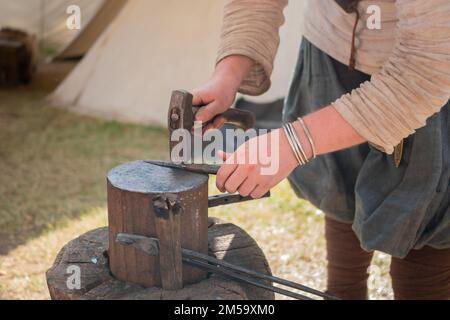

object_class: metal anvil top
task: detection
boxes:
[107,160,209,194]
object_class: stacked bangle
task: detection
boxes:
[283,123,306,165]
[297,117,317,159]
[282,124,300,164]
[282,118,317,166]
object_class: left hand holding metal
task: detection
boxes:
[216,128,299,199]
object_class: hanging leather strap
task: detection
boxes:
[335,0,362,70]
[348,8,360,70]
[335,1,404,165]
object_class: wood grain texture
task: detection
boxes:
[46,219,274,300]
[107,161,208,287]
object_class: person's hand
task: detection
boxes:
[216,128,299,198]
[191,55,254,131]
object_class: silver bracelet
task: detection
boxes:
[297,117,317,159]
[286,123,306,165]
[283,124,305,165]
[286,122,309,164]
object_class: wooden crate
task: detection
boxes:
[0,39,26,85]
[0,28,36,86]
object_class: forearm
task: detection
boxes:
[213,58,367,160]
[217,0,287,95]
[215,104,368,198]
[331,1,450,154]
[292,105,367,159]
[214,55,254,91]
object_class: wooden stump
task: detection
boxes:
[46,218,274,300]
[107,160,209,287]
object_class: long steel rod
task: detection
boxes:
[117,232,338,300]
[183,257,313,300]
[183,248,338,300]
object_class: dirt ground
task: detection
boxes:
[0,63,394,300]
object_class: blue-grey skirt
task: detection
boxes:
[283,38,450,258]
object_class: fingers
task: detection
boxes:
[201,116,226,134]
[223,166,248,194]
[250,184,269,199]
[216,150,235,192]
[238,178,257,197]
[191,86,210,107]
[218,166,267,198]
[191,82,232,133]
[213,116,226,129]
[217,150,228,161]
[191,91,204,106]
[217,150,258,195]
[216,162,237,192]
[195,100,223,123]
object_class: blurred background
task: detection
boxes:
[0,0,393,299]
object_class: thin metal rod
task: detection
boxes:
[183,249,338,300]
[183,257,313,300]
[116,232,337,300]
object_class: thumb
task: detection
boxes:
[218,150,233,162]
[195,100,223,123]
[191,90,204,106]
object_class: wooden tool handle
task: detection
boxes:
[220,108,256,131]
[192,106,256,131]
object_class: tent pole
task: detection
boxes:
[39,0,46,50]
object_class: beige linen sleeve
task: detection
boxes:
[216,0,288,96]
[332,0,450,154]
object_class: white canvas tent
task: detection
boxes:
[0,0,107,51]
[55,0,127,59]
[46,0,305,126]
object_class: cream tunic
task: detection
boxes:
[217,0,450,153]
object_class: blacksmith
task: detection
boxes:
[191,0,450,299]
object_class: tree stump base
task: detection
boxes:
[46,218,274,300]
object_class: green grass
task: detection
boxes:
[0,89,167,254]
[0,75,393,299]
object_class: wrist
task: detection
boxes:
[214,55,254,90]
[292,120,314,160]
[279,127,303,170]
[280,120,314,168]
